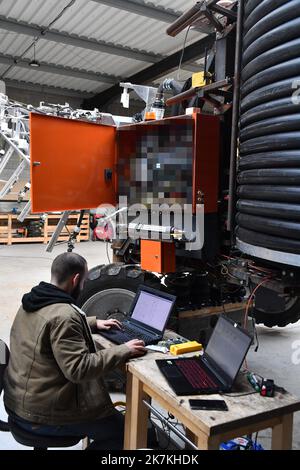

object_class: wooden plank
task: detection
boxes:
[195,434,220,450]
[128,359,300,438]
[124,374,149,450]
[7,214,12,245]
[0,212,89,245]
[179,302,245,319]
[209,416,282,444]
[9,237,45,243]
[96,331,299,450]
[272,414,293,450]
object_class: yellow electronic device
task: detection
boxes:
[192,72,206,88]
[192,71,212,88]
[170,341,203,356]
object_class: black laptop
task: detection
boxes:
[156,315,252,395]
[99,286,176,346]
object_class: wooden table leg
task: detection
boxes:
[124,372,149,450]
[272,414,293,450]
[185,428,197,449]
[193,430,220,450]
[201,436,220,450]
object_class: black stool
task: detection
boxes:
[8,417,81,450]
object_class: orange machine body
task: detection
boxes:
[30,112,220,217]
[192,113,220,214]
[116,113,220,214]
[140,240,176,273]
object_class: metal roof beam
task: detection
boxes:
[183,62,204,73]
[0,53,118,84]
[0,15,163,63]
[83,34,214,108]
[5,79,92,99]
[91,0,180,23]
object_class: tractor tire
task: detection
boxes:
[251,286,300,327]
[78,263,160,322]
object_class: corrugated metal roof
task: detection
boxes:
[5,67,110,93]
[0,0,206,96]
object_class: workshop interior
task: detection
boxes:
[0,0,300,454]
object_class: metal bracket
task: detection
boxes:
[0,132,29,164]
[143,400,198,450]
[0,146,14,174]
[0,161,26,199]
[17,200,31,222]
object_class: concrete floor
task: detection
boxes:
[0,241,300,450]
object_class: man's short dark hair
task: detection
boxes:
[51,252,87,284]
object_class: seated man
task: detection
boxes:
[4,252,146,450]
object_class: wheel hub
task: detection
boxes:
[81,288,136,321]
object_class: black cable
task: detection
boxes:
[45,0,76,30]
[150,415,171,450]
[248,279,260,352]
[177,26,191,82]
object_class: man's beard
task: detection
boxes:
[71,283,82,303]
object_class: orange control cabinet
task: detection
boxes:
[30,113,117,213]
[30,113,220,216]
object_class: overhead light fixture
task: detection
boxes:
[29,60,40,68]
[29,42,40,68]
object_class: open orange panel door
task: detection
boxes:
[30,113,117,213]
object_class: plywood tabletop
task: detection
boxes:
[93,330,300,438]
[128,357,300,437]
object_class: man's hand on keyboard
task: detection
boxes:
[96,319,122,331]
[125,339,147,357]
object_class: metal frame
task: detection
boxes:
[143,400,198,450]
[236,239,300,268]
[0,15,163,64]
[17,200,31,222]
[0,161,26,199]
[91,0,181,23]
[228,0,244,234]
[0,146,14,174]
[5,79,93,100]
[0,132,30,164]
[0,98,31,207]
[0,53,119,85]
[84,34,215,108]
[46,211,72,253]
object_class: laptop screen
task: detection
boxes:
[131,290,173,332]
[205,316,252,382]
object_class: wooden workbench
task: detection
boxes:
[93,333,300,450]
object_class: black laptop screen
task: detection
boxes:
[131,291,173,332]
[205,316,252,382]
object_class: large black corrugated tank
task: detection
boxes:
[236,0,300,266]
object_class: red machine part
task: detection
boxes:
[92,214,114,241]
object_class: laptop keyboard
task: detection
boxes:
[176,359,218,389]
[121,323,154,344]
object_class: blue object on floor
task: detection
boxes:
[220,437,264,450]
